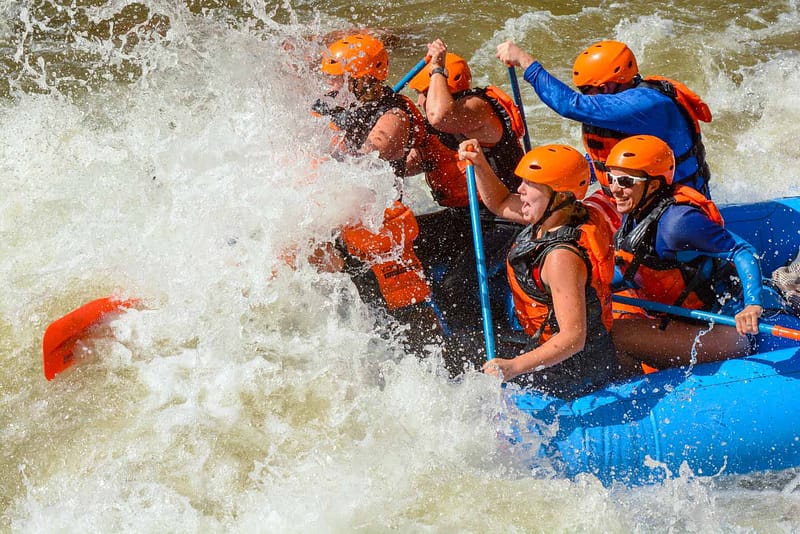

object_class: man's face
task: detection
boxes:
[347,75,380,101]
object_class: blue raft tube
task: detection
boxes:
[505,198,800,486]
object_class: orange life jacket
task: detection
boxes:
[614,185,725,310]
[484,85,526,139]
[582,190,626,319]
[339,201,432,310]
[416,131,470,208]
[313,91,432,309]
[582,76,712,192]
[506,203,615,341]
[315,87,427,177]
[582,188,622,233]
[645,76,712,131]
[433,86,525,190]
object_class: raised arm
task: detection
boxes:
[424,39,502,144]
[496,40,536,70]
[457,139,526,223]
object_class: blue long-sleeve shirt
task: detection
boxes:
[523,62,705,192]
[628,204,764,307]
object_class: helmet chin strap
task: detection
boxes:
[630,178,668,218]
[532,190,575,230]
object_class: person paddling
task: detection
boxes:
[401,39,527,350]
[407,38,525,193]
[309,34,445,355]
[458,140,621,399]
[606,135,765,368]
[495,39,713,200]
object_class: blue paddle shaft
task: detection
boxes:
[392,57,429,93]
[507,66,531,152]
[466,163,496,360]
[612,294,775,334]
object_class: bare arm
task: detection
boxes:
[457,139,526,223]
[278,240,345,273]
[404,147,425,176]
[424,38,503,144]
[484,247,588,381]
[362,109,411,162]
[427,94,503,145]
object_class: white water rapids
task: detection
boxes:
[2,1,800,531]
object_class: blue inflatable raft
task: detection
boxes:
[503,197,800,486]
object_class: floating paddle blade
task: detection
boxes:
[42,296,139,380]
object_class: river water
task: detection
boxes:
[2,0,800,531]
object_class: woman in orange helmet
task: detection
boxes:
[606,135,765,368]
[458,140,623,398]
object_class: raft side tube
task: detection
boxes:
[512,346,800,486]
[721,197,800,274]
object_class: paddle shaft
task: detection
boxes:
[466,162,496,360]
[612,294,800,341]
[392,57,429,94]
[507,66,531,152]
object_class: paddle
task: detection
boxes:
[392,56,430,94]
[465,149,496,360]
[42,296,139,380]
[507,66,531,152]
[612,294,800,341]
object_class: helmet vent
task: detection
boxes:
[622,152,636,157]
[529,164,543,170]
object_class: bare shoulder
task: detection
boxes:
[543,245,588,280]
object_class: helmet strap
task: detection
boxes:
[532,191,576,229]
[631,178,669,219]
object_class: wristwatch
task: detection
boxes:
[430,66,449,79]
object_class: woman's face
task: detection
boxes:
[607,169,651,214]
[517,180,553,224]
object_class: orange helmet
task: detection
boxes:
[321,34,389,81]
[515,144,590,199]
[605,135,675,184]
[408,53,472,94]
[572,41,638,88]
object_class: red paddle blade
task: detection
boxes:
[42,296,139,380]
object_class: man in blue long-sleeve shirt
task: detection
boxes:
[496,40,713,199]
